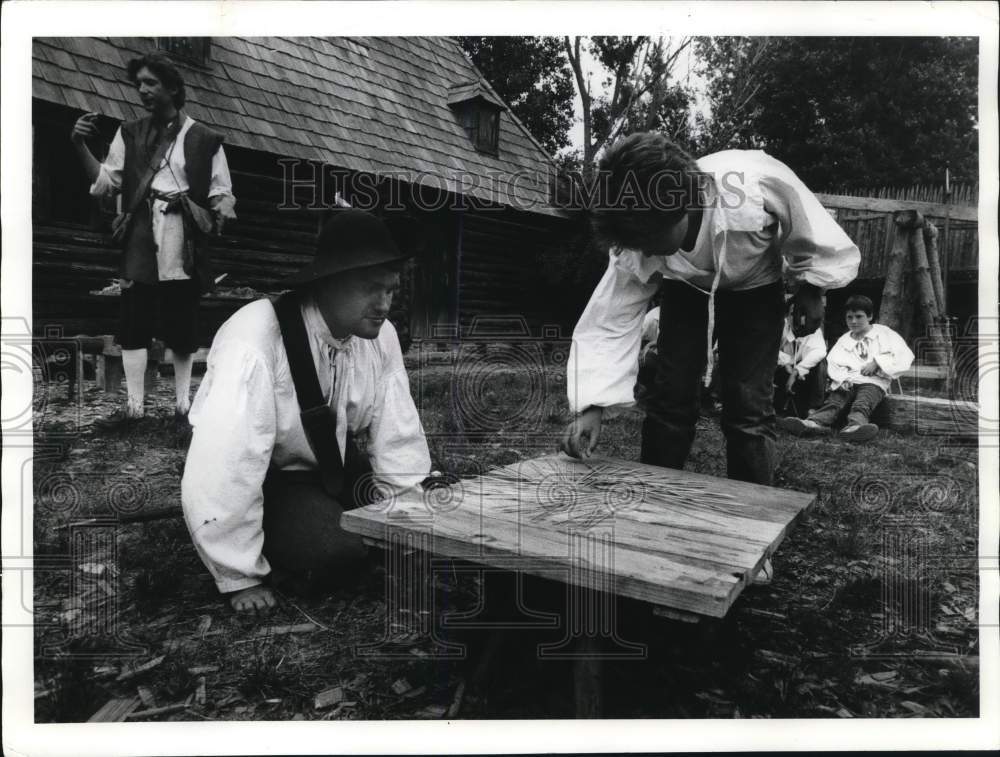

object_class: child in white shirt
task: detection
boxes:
[778,295,913,442]
[773,296,828,417]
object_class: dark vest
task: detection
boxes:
[119,116,224,284]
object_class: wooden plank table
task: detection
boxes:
[341,453,816,716]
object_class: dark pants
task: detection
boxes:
[260,445,374,587]
[809,384,886,428]
[773,362,826,419]
[119,279,200,353]
[640,280,784,485]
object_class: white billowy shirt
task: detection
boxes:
[825,324,914,392]
[567,150,861,414]
[89,115,236,281]
[181,295,431,593]
[777,320,827,378]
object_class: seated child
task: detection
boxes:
[777,294,913,442]
[773,296,828,418]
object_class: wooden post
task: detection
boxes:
[923,222,946,315]
[909,213,953,369]
[908,212,940,325]
[878,211,916,332]
[573,635,603,718]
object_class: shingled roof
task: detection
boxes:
[32,37,564,216]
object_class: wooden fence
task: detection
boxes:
[824,183,978,207]
[815,193,979,281]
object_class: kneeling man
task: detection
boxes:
[182,210,430,613]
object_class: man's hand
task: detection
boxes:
[860,359,880,376]
[560,406,603,459]
[791,282,824,337]
[229,585,277,614]
[71,112,100,145]
[210,195,238,235]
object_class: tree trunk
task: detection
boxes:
[878,211,915,332]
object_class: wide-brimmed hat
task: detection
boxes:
[279,209,410,288]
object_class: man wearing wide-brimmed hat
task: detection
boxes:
[181,209,431,614]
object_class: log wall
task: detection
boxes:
[31,101,574,346]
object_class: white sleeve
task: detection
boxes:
[873,326,915,378]
[207,145,237,221]
[797,328,828,371]
[641,308,660,344]
[367,327,431,495]
[567,253,660,414]
[761,171,860,290]
[89,127,124,198]
[181,340,276,594]
[825,333,854,387]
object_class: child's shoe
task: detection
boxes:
[839,423,878,443]
[776,417,828,437]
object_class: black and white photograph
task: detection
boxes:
[2,1,998,754]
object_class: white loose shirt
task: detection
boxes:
[777,320,827,378]
[567,150,861,414]
[90,115,236,281]
[181,296,431,593]
[825,323,914,392]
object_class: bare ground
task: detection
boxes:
[33,365,979,721]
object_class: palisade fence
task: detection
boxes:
[816,184,979,281]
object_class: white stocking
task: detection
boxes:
[121,348,147,416]
[172,351,194,414]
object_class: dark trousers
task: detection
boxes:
[809,384,886,428]
[640,279,784,485]
[773,362,826,419]
[260,445,374,586]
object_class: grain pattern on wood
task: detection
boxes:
[342,454,815,618]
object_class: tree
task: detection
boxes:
[564,36,693,175]
[458,37,576,155]
[695,37,979,188]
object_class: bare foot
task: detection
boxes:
[229,585,277,614]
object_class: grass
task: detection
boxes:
[31,362,980,721]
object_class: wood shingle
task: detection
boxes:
[32,36,563,215]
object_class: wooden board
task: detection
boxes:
[880,394,979,436]
[816,193,978,223]
[341,454,815,618]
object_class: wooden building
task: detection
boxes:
[31,36,573,347]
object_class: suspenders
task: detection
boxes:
[271,295,347,499]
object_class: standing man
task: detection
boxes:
[562,133,860,486]
[182,210,432,614]
[71,52,237,423]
